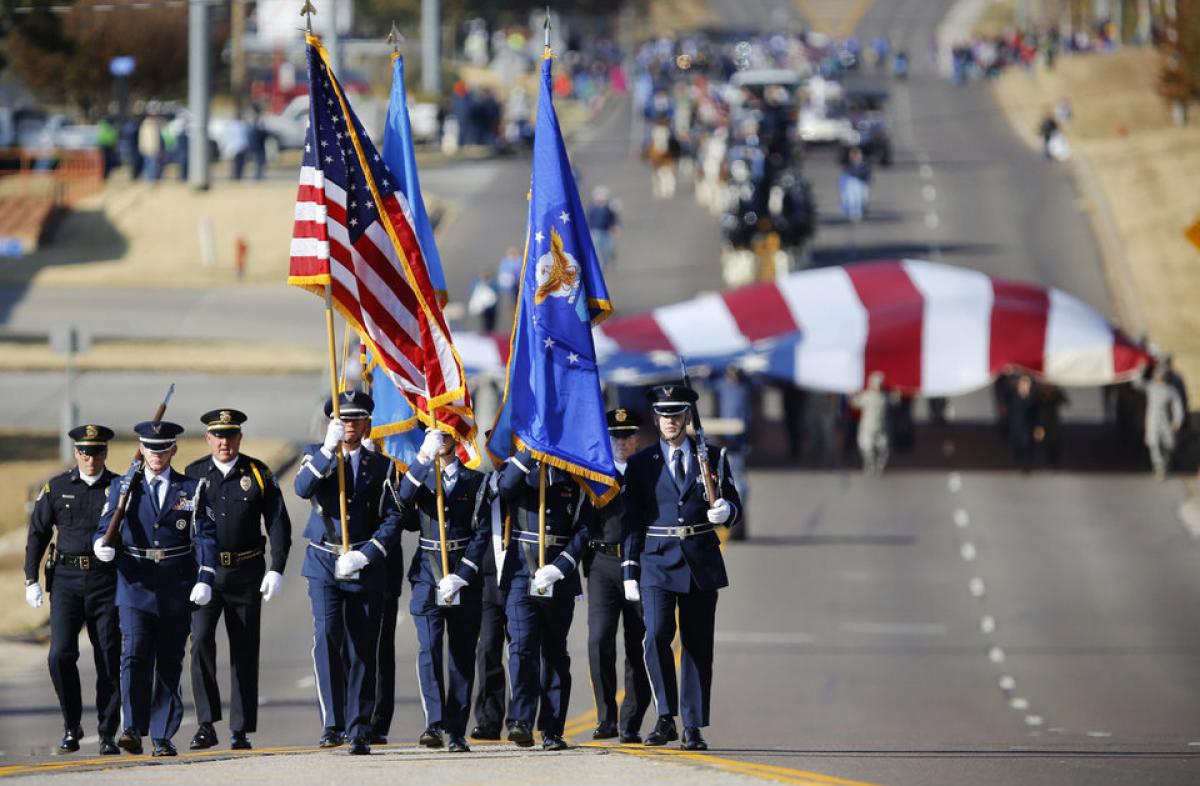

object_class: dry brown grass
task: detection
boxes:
[0,338,324,374]
[992,48,1200,390]
[0,432,295,636]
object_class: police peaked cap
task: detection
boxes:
[201,408,247,433]
[606,408,643,434]
[324,390,374,420]
[134,420,184,451]
[68,424,114,454]
[647,383,698,415]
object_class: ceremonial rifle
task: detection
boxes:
[100,384,175,547]
[678,357,720,504]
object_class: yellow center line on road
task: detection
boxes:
[589,743,887,786]
[0,745,326,778]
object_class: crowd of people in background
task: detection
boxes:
[946,18,1132,84]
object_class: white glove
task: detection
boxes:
[418,429,447,462]
[25,582,44,608]
[93,539,117,563]
[335,550,370,578]
[361,436,376,452]
[707,498,732,525]
[623,579,640,603]
[533,564,564,591]
[438,573,469,602]
[322,419,346,453]
[259,570,284,602]
[189,583,212,606]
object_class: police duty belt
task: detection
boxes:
[125,544,194,562]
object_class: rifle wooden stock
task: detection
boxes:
[679,357,721,504]
[101,393,172,547]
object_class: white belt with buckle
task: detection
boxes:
[126,545,192,562]
[646,523,714,539]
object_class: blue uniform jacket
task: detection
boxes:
[293,444,402,595]
[95,468,218,616]
[622,441,741,593]
[398,458,491,586]
[496,452,593,595]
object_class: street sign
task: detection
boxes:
[109,56,136,77]
[49,325,91,356]
[1185,217,1200,253]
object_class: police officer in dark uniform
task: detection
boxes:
[397,430,491,752]
[623,385,741,752]
[294,391,402,756]
[24,425,121,755]
[496,450,593,751]
[369,456,407,747]
[92,421,218,757]
[470,466,508,741]
[186,409,291,752]
[586,409,651,743]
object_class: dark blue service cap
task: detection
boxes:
[134,420,184,451]
[324,390,374,420]
[68,424,114,454]
[606,408,642,434]
[201,408,247,432]
[647,383,698,415]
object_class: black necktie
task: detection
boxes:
[672,449,685,491]
[149,478,162,516]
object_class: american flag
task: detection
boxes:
[289,35,476,450]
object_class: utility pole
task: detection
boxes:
[231,0,246,113]
[188,0,212,191]
[422,0,441,96]
[326,0,342,77]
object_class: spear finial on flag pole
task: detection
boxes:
[543,7,551,53]
[387,21,403,54]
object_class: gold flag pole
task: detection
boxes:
[537,463,547,569]
[433,413,450,580]
[323,285,351,553]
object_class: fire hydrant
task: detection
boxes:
[234,236,248,281]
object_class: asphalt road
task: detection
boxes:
[2,1,1199,784]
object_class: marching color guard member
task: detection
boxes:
[623,385,741,751]
[93,421,218,757]
[186,409,291,751]
[24,425,121,755]
[470,466,509,741]
[397,430,491,752]
[294,391,402,755]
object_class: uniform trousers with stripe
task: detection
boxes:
[641,583,718,728]
[472,574,508,731]
[48,566,121,735]
[410,578,483,736]
[586,552,651,733]
[306,579,383,741]
[189,560,264,733]
[118,607,190,740]
[504,584,575,735]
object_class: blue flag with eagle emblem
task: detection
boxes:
[486,53,617,505]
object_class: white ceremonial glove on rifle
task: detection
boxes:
[322,419,346,453]
[418,429,447,463]
[533,564,564,592]
[335,550,370,579]
[707,498,732,525]
[189,583,212,606]
[623,579,640,603]
[25,582,44,608]
[93,539,117,563]
[438,574,469,602]
[259,570,284,602]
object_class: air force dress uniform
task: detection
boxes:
[186,409,292,751]
[93,421,218,757]
[397,432,492,752]
[24,425,120,754]
[496,451,593,750]
[623,386,741,751]
[586,409,651,743]
[293,392,402,754]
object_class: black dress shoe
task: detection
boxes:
[319,727,345,748]
[347,737,371,755]
[369,734,388,745]
[470,724,501,741]
[190,722,218,750]
[643,716,678,746]
[418,724,444,748]
[506,721,534,747]
[541,732,568,751]
[619,730,642,744]
[98,735,120,755]
[447,734,470,753]
[117,728,143,755]
[592,721,619,740]
[230,731,252,750]
[681,726,708,751]
[58,726,83,753]
[152,739,177,757]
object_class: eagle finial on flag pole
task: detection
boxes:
[300,0,317,33]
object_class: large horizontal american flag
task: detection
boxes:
[289,34,476,449]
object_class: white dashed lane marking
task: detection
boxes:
[954,509,970,527]
[919,163,934,179]
[924,212,940,229]
[960,542,977,561]
[969,577,986,597]
[922,184,936,201]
